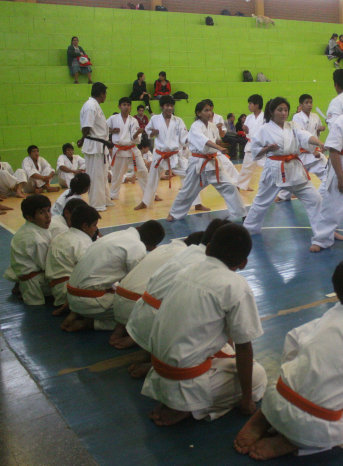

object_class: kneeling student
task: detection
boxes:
[56,143,85,188]
[0,160,27,198]
[3,195,52,305]
[235,262,343,460]
[46,204,100,314]
[51,172,90,216]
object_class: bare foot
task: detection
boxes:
[112,335,137,349]
[109,323,127,345]
[134,201,147,211]
[150,404,191,426]
[46,186,60,193]
[234,409,270,455]
[34,187,44,194]
[61,311,79,330]
[309,244,322,253]
[63,317,92,332]
[249,434,297,460]
[154,195,163,201]
[0,211,6,215]
[0,195,7,200]
[128,362,152,378]
[166,214,174,222]
[335,231,343,241]
[247,187,254,192]
[15,191,26,198]
[0,204,13,211]
[52,303,69,316]
[194,204,211,212]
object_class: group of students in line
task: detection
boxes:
[4,188,343,460]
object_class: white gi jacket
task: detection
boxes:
[80,97,109,155]
[0,162,27,195]
[106,114,141,149]
[56,154,85,187]
[51,190,82,216]
[49,215,69,239]
[244,112,265,153]
[292,111,326,165]
[326,93,343,130]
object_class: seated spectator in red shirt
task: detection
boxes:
[130,72,152,114]
[154,71,171,99]
[134,105,150,145]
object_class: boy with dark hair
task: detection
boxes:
[235,261,343,460]
[62,220,165,332]
[141,223,267,426]
[22,145,59,193]
[56,143,85,188]
[46,204,100,314]
[130,73,152,113]
[4,195,52,305]
[49,198,87,238]
[107,97,147,200]
[134,104,149,132]
[237,94,265,191]
[154,71,171,99]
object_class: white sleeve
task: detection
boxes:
[106,116,115,129]
[34,237,50,271]
[130,118,141,143]
[251,127,266,160]
[77,156,85,170]
[56,155,65,170]
[82,106,96,129]
[327,98,343,129]
[145,118,154,135]
[325,120,343,152]
[40,157,54,173]
[178,119,188,146]
[22,158,39,178]
[293,127,313,151]
[188,124,209,152]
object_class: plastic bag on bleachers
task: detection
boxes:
[256,72,271,82]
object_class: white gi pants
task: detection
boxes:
[110,149,148,199]
[84,153,111,211]
[25,167,53,193]
[51,282,67,307]
[237,151,265,190]
[0,169,27,195]
[169,164,246,220]
[68,292,116,331]
[20,274,51,306]
[58,172,74,189]
[244,170,322,234]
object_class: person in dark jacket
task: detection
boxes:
[130,72,152,113]
[67,36,92,84]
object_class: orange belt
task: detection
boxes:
[67,283,115,298]
[192,152,230,187]
[116,285,141,302]
[141,291,161,309]
[155,149,179,188]
[18,270,42,281]
[276,376,343,422]
[300,147,320,154]
[49,276,69,288]
[269,154,310,183]
[111,144,136,170]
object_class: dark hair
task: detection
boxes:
[71,204,101,230]
[159,95,175,107]
[159,71,167,78]
[332,261,343,303]
[331,33,338,39]
[119,96,131,106]
[333,69,343,90]
[237,114,246,123]
[62,143,74,154]
[340,35,343,40]
[137,220,165,249]
[195,100,211,120]
[138,140,150,150]
[21,194,51,219]
[137,72,144,79]
[248,94,263,110]
[71,36,78,44]
[27,145,38,154]
[184,231,204,246]
[63,198,87,216]
[137,104,145,111]
[91,82,107,98]
[201,218,231,246]
[299,94,312,104]
[207,223,252,268]
[265,97,290,123]
[67,172,91,198]
[227,113,234,120]
[203,98,214,107]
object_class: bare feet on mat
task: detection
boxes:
[194,204,211,211]
[150,403,191,426]
[234,409,270,455]
[166,214,174,222]
[154,195,163,201]
[15,191,26,198]
[128,362,152,378]
[249,434,297,460]
[63,318,92,332]
[335,231,343,241]
[246,187,254,191]
[61,311,79,330]
[46,186,60,193]
[0,211,6,215]
[111,335,137,349]
[34,187,44,194]
[52,302,69,316]
[0,195,7,200]
[134,201,147,210]
[109,323,127,345]
[309,244,322,253]
[0,204,13,211]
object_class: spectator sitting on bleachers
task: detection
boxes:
[67,36,93,84]
[330,34,343,69]
[226,113,236,132]
[130,72,152,113]
[222,113,247,159]
[154,71,171,99]
[235,114,247,135]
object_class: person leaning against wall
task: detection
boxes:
[67,36,93,84]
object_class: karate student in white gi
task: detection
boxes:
[61,220,165,332]
[46,204,100,314]
[3,195,52,305]
[49,198,87,239]
[22,145,59,194]
[0,160,27,198]
[142,223,267,426]
[310,113,343,251]
[205,99,227,138]
[167,100,246,222]
[243,97,324,235]
[56,143,85,188]
[237,94,265,191]
[78,82,112,212]
[276,94,327,202]
[326,69,343,130]
[235,261,343,460]
[51,172,90,216]
[107,97,147,200]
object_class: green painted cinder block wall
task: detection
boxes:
[0,0,339,168]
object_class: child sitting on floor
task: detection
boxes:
[49,198,87,238]
[51,172,90,216]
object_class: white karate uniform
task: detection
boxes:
[142,150,153,164]
[262,302,343,451]
[312,115,343,248]
[106,114,147,199]
[141,114,191,207]
[278,112,327,200]
[56,154,85,188]
[141,256,267,420]
[51,190,82,216]
[326,92,343,130]
[244,121,322,234]
[3,221,51,305]
[22,156,54,193]
[49,215,69,239]
[113,239,186,325]
[212,113,226,128]
[237,112,265,190]
[0,162,27,196]
[127,243,208,351]
[80,97,111,211]
[68,227,146,330]
[45,227,92,306]
[169,120,246,220]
